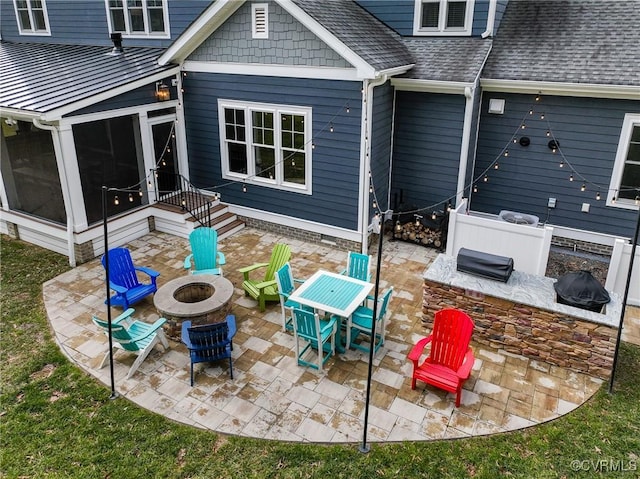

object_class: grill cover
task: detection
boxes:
[456,248,514,282]
[553,270,610,312]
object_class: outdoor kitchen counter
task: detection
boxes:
[424,254,622,328]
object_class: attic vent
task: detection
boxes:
[252,3,268,39]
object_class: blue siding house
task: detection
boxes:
[1,0,638,265]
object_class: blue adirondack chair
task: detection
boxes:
[341,251,371,281]
[292,308,338,371]
[184,227,226,276]
[102,247,159,309]
[92,308,169,379]
[346,287,393,354]
[181,315,237,385]
[274,262,309,332]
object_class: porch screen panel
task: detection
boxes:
[73,114,144,224]
[0,119,65,224]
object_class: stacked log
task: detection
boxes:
[393,221,442,248]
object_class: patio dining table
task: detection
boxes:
[287,270,374,353]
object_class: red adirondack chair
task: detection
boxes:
[408,308,475,407]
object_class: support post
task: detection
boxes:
[102,186,118,400]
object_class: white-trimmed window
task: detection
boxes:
[413,0,474,36]
[13,0,50,35]
[608,113,640,209]
[252,3,268,39]
[105,0,169,38]
[219,100,312,194]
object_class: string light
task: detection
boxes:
[569,174,574,182]
[372,201,377,209]
[414,214,422,227]
[431,211,437,220]
[504,150,509,157]
[128,193,134,202]
[114,195,120,205]
[529,109,534,115]
[596,191,601,201]
[581,183,586,192]
[483,175,488,182]
[513,138,518,144]
[329,123,334,133]
[473,185,478,193]
[494,162,499,170]
[346,105,350,113]
[311,142,315,149]
[395,221,402,233]
[139,189,143,197]
[535,93,541,102]
[369,185,373,193]
[559,159,564,168]
[521,123,526,130]
[546,130,551,137]
[636,196,640,205]
[242,183,247,193]
[540,113,545,120]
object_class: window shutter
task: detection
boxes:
[252,3,268,39]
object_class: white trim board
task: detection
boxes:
[481,79,640,100]
[182,61,361,81]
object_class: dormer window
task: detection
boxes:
[106,0,169,38]
[252,3,268,39]
[414,0,474,36]
[13,0,51,35]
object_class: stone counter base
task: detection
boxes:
[423,280,616,379]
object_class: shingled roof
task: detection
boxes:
[483,0,640,87]
[0,42,176,117]
[293,0,414,72]
[401,38,492,83]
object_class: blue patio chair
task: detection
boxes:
[274,262,310,332]
[184,227,226,276]
[346,287,393,354]
[102,247,160,309]
[341,251,371,281]
[181,315,237,386]
[92,308,169,379]
[292,308,338,371]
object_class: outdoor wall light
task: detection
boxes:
[548,139,560,152]
[519,136,531,147]
[155,82,170,102]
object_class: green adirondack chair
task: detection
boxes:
[238,243,291,311]
[92,308,169,379]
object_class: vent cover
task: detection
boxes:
[252,3,268,39]
[498,210,539,226]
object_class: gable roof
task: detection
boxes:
[159,0,413,79]
[0,42,177,120]
[482,0,640,95]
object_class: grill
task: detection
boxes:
[553,270,610,313]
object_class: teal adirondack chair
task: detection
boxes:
[238,243,291,311]
[292,308,338,371]
[184,227,226,276]
[346,287,393,354]
[341,251,371,281]
[92,308,169,379]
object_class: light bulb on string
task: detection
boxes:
[473,185,478,193]
[329,123,334,133]
[569,174,574,182]
[596,191,601,201]
[139,189,143,197]
[535,93,541,102]
[114,195,120,205]
[521,123,526,130]
[161,159,166,166]
[291,159,295,166]
[504,150,509,157]
[147,180,152,187]
[559,159,564,168]
[269,172,273,179]
[635,196,640,205]
[540,113,545,120]
[546,130,551,137]
[581,183,586,192]
[414,214,422,227]
[513,138,518,144]
[494,162,499,170]
[167,147,171,153]
[446,202,452,212]
[529,109,533,115]
[369,185,373,193]
[311,142,315,149]
[612,193,617,204]
[395,221,402,233]
[346,105,350,113]
[431,211,437,220]
[483,175,488,182]
[181,195,186,206]
[242,183,247,193]
[372,201,377,209]
[128,193,134,202]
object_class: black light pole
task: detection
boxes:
[360,211,388,453]
[608,199,640,394]
[102,186,118,399]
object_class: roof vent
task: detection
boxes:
[498,210,539,227]
[110,32,123,54]
[252,3,268,39]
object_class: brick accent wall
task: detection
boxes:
[423,279,616,379]
[551,236,613,256]
[239,216,360,252]
[5,221,19,239]
[74,240,95,265]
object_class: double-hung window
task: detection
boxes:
[608,113,640,209]
[219,100,312,194]
[106,0,169,38]
[414,0,474,36]
[13,0,50,35]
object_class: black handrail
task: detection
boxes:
[151,169,213,227]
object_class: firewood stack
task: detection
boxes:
[393,220,443,248]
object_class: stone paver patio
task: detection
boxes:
[43,227,639,443]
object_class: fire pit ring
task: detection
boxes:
[153,274,234,341]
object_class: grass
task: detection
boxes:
[1,235,639,478]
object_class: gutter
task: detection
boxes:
[32,118,76,266]
[360,73,388,254]
[481,0,497,38]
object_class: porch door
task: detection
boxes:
[150,117,178,196]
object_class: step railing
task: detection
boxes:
[152,169,213,228]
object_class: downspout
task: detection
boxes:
[481,0,497,38]
[360,73,388,254]
[456,44,493,207]
[33,118,76,266]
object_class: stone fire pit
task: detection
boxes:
[153,274,234,341]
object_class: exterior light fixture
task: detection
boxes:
[155,82,170,101]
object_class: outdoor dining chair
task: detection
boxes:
[346,287,393,354]
[292,307,338,371]
[274,262,310,332]
[340,251,371,281]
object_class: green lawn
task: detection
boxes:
[1,235,638,478]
